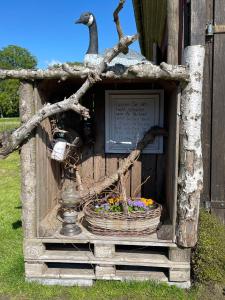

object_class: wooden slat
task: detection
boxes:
[131,158,141,197]
[37,251,190,269]
[165,90,180,239]
[81,146,94,189]
[133,0,167,61]
[35,86,47,225]
[93,95,105,182]
[211,0,225,222]
[156,154,165,203]
[201,0,213,207]
[80,97,94,189]
[105,154,119,195]
[141,154,157,199]
[35,86,61,234]
[119,157,131,197]
[167,0,179,64]
[190,0,206,45]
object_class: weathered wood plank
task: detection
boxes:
[190,0,206,45]
[211,0,225,220]
[166,89,180,237]
[201,0,213,208]
[20,82,36,238]
[141,155,156,198]
[80,97,94,189]
[131,158,141,197]
[93,96,105,182]
[167,0,179,64]
[119,157,131,197]
[105,154,119,194]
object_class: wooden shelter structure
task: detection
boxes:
[0,0,207,287]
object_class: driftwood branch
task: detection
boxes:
[79,127,167,203]
[0,62,190,82]
[114,0,126,41]
[103,62,190,82]
[0,65,90,80]
[0,35,138,159]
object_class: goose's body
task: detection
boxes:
[75,12,148,68]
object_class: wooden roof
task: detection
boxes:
[132,0,167,61]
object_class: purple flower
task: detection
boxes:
[133,200,146,207]
[102,203,110,210]
[128,200,133,206]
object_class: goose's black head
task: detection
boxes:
[75,12,95,27]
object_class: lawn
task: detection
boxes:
[0,117,20,132]
[0,119,224,299]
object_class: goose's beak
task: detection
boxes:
[75,18,82,24]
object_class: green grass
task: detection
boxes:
[0,153,218,300]
[192,209,225,284]
[0,119,224,299]
[0,117,20,132]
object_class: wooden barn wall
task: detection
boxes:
[133,0,225,223]
[211,0,225,222]
[190,0,225,223]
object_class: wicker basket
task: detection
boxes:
[83,200,162,236]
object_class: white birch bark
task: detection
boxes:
[177,45,205,248]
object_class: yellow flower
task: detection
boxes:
[146,199,154,205]
[108,198,114,204]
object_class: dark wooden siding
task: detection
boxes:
[133,0,225,223]
[190,0,225,223]
[211,0,225,222]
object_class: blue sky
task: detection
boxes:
[0,0,140,68]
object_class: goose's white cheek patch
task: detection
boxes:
[87,15,94,26]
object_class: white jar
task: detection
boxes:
[51,139,67,161]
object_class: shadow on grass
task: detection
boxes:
[12,220,22,229]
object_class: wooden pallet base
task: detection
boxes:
[24,235,191,287]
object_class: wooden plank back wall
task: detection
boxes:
[83,83,168,204]
[36,80,175,224]
[35,84,61,228]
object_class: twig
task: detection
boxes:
[0,34,138,159]
[113,0,125,40]
[133,175,151,198]
[79,126,167,203]
[119,173,129,214]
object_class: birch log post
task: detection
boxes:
[177,45,205,248]
[20,81,36,238]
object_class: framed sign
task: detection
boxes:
[105,90,164,154]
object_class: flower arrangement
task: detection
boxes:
[94,196,156,214]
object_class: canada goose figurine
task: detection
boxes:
[75,12,147,67]
[75,12,98,54]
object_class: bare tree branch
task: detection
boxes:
[113,0,126,40]
[0,35,138,159]
[79,127,167,203]
[0,63,190,82]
